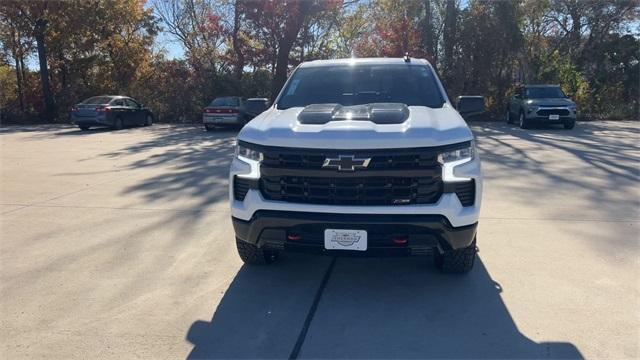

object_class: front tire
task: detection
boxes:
[204,124,215,132]
[564,120,575,129]
[79,125,90,131]
[519,112,529,129]
[435,238,477,273]
[145,114,153,126]
[236,238,277,265]
[505,108,512,124]
[113,117,124,130]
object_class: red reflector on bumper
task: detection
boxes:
[287,234,302,241]
[392,236,408,245]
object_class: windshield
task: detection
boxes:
[525,87,566,99]
[277,64,445,109]
[81,96,112,105]
[209,97,239,107]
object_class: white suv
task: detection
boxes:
[229,57,482,273]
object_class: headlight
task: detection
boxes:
[526,100,534,105]
[235,143,263,162]
[439,142,476,182]
[438,143,475,164]
[569,105,577,110]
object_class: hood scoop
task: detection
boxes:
[297,103,410,125]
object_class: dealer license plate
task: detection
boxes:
[324,229,367,251]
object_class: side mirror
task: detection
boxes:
[456,96,486,117]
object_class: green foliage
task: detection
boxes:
[0,64,16,110]
[593,102,638,121]
[536,51,590,104]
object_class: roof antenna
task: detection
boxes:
[403,52,411,63]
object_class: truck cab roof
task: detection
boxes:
[299,57,433,68]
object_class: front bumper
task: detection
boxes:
[525,107,576,123]
[527,116,576,124]
[233,211,477,254]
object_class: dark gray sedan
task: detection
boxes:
[70,95,154,131]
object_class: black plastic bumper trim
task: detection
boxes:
[232,211,477,253]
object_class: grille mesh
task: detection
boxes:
[537,109,570,116]
[259,147,445,206]
[261,175,442,206]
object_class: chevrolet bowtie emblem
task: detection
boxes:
[322,155,371,171]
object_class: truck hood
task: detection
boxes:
[527,98,575,107]
[237,104,473,149]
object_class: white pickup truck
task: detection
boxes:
[229,57,483,273]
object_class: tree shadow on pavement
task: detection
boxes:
[52,127,114,135]
[0,124,76,134]
[104,125,238,211]
[475,121,639,182]
[473,121,639,223]
[185,255,582,359]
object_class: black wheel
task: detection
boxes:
[113,117,124,130]
[204,124,215,132]
[79,125,90,131]
[434,238,477,273]
[144,114,153,126]
[505,108,512,124]
[519,111,529,129]
[564,120,575,130]
[236,238,277,265]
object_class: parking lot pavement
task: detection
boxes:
[0,121,638,359]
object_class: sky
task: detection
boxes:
[154,30,185,60]
[147,2,185,60]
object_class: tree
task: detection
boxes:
[2,1,56,121]
[332,3,371,58]
[442,0,457,75]
[0,4,31,112]
[350,0,430,59]
[154,0,229,104]
[240,0,340,98]
[231,0,245,80]
[422,0,436,62]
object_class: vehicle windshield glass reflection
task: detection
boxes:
[526,87,566,99]
[277,65,445,109]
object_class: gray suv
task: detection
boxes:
[506,85,577,129]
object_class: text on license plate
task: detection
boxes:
[324,229,367,251]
